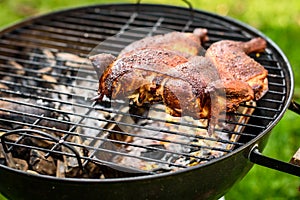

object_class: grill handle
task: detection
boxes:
[248,145,300,177]
[288,99,300,115]
[248,100,300,177]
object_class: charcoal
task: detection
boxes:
[8,61,25,75]
[10,158,29,171]
[0,98,70,132]
[141,144,166,160]
[29,150,56,176]
[0,145,6,165]
[62,135,86,178]
[0,83,9,90]
[82,161,103,178]
[56,160,65,178]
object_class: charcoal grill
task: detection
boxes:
[0,3,299,200]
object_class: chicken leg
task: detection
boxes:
[205,37,268,100]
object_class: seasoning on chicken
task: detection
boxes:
[91,48,187,103]
[160,56,254,119]
[206,37,268,100]
[90,28,268,123]
[90,28,208,101]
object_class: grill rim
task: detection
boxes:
[0,3,294,182]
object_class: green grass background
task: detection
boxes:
[0,0,299,199]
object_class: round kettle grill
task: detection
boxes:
[0,3,299,200]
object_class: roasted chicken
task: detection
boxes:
[90,28,268,123]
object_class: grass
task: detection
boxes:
[0,0,300,199]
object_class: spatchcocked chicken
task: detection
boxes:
[89,28,268,122]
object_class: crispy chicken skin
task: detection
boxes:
[206,38,268,100]
[160,56,253,119]
[91,48,189,101]
[90,28,268,121]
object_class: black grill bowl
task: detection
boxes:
[0,144,261,200]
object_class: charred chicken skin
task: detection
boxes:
[90,28,268,121]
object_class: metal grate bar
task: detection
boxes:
[14,28,101,47]
[0,63,95,84]
[28,24,106,41]
[0,38,89,55]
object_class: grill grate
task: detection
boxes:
[0,4,288,178]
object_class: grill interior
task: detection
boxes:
[0,4,288,179]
